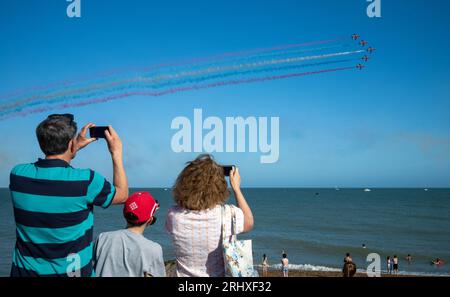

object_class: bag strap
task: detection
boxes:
[221,204,237,243]
[230,206,237,239]
[221,204,227,242]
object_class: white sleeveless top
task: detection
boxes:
[165,204,244,277]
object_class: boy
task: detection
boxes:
[94,192,166,277]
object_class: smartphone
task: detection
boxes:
[89,126,109,139]
[222,165,234,176]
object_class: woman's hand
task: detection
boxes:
[229,166,241,191]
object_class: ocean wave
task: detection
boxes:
[257,263,450,276]
[259,263,341,272]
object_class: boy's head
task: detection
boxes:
[123,192,159,227]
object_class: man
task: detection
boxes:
[94,191,166,277]
[9,114,128,277]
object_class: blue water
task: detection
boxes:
[1,188,449,276]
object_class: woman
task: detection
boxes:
[262,254,269,277]
[165,154,254,277]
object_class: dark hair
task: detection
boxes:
[36,114,77,155]
[124,212,148,227]
[346,253,350,257]
[263,254,267,259]
[282,253,287,258]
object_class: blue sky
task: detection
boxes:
[0,0,449,187]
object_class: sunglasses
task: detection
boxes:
[47,113,74,122]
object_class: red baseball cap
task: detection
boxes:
[123,192,159,224]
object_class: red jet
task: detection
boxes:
[367,47,376,53]
[361,55,370,62]
[359,40,368,46]
[356,64,365,70]
[351,34,360,40]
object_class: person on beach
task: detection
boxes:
[94,192,165,277]
[342,253,356,277]
[343,262,357,277]
[393,255,399,274]
[165,154,254,277]
[387,256,392,274]
[262,254,269,277]
[281,253,289,277]
[9,114,128,276]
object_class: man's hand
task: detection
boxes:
[76,123,97,151]
[104,125,123,157]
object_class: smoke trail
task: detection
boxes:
[0,57,358,117]
[0,37,345,101]
[0,66,353,121]
[0,49,363,113]
[10,42,351,103]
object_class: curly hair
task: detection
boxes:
[173,154,230,210]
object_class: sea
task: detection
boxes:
[1,188,449,276]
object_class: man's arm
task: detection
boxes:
[105,126,128,204]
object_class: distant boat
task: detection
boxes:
[335,186,340,191]
[364,188,371,192]
[424,188,429,191]
[164,188,168,191]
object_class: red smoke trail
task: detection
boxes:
[1,66,353,120]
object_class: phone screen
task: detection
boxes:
[89,126,109,139]
[222,165,234,177]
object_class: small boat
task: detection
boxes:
[424,188,429,191]
[364,188,371,192]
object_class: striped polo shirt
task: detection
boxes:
[9,158,116,277]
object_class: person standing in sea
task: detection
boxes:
[262,254,269,277]
[393,255,399,275]
[281,253,289,277]
[405,254,413,264]
[387,256,392,274]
